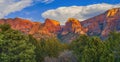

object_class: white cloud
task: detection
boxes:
[36,0,54,4]
[0,0,54,19]
[42,3,120,25]
[0,0,33,18]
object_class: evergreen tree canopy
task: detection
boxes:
[105,32,120,62]
[0,24,36,62]
[34,38,66,62]
[70,35,114,62]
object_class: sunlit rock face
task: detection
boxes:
[0,18,58,40]
[29,22,41,34]
[42,18,61,34]
[81,8,120,38]
[61,18,87,35]
[0,18,41,34]
[58,18,87,43]
[107,8,119,17]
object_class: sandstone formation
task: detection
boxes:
[81,8,120,38]
[61,18,87,35]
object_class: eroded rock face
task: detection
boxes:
[29,22,41,34]
[58,18,87,43]
[62,18,87,35]
[101,8,120,37]
[81,8,120,38]
[0,18,41,34]
[107,8,119,17]
[42,18,61,34]
[0,18,62,39]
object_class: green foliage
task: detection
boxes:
[0,24,36,62]
[70,35,114,62]
[34,38,67,62]
[0,24,11,31]
[105,32,120,62]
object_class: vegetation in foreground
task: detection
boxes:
[0,24,120,62]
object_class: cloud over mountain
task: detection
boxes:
[42,3,120,24]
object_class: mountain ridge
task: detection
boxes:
[81,8,120,38]
[0,8,120,42]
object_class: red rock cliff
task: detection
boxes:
[0,18,41,34]
[62,18,87,35]
[81,8,120,38]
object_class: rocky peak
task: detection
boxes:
[44,18,60,26]
[14,17,23,20]
[106,8,119,17]
[81,8,120,38]
[0,18,41,34]
[62,18,87,35]
[67,18,81,24]
[39,18,61,34]
[13,17,33,24]
[65,18,82,31]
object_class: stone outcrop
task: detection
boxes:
[81,8,120,38]
[41,18,61,34]
[62,18,87,35]
[0,18,41,34]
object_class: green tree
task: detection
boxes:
[34,38,66,62]
[0,24,36,62]
[0,24,11,31]
[106,32,120,62]
[70,35,114,62]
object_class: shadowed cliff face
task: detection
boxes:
[81,8,120,38]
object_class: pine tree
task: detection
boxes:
[70,35,114,62]
[0,24,36,62]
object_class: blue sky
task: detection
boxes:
[1,0,120,24]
